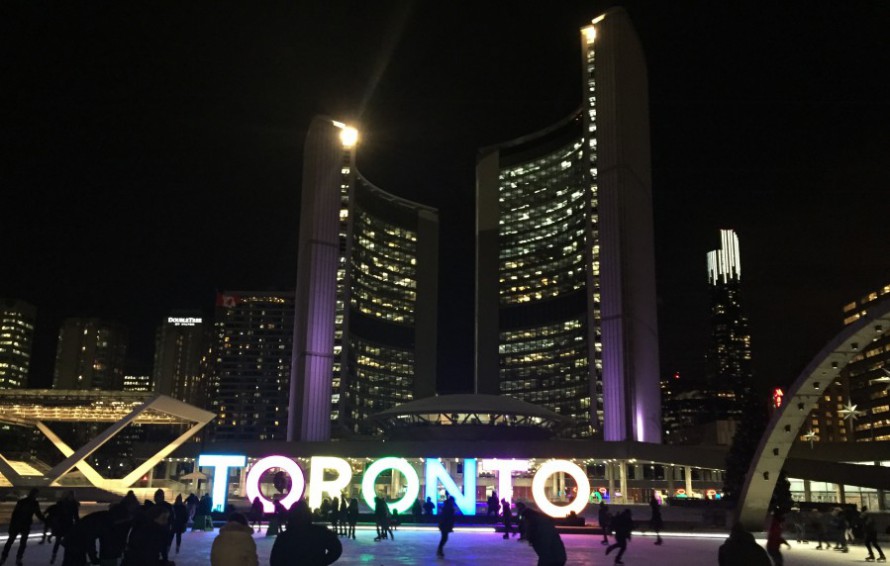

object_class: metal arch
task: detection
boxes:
[737,298,890,530]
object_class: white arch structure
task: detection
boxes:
[737,298,890,529]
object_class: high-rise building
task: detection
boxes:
[289,118,439,441]
[152,312,208,405]
[475,8,660,441]
[53,318,128,390]
[834,284,890,442]
[211,292,294,442]
[705,229,753,419]
[0,299,36,389]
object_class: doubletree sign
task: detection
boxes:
[197,454,592,517]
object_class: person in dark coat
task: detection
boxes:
[412,499,423,523]
[51,490,80,564]
[193,493,213,532]
[152,489,175,561]
[346,499,358,540]
[59,504,131,566]
[523,509,567,566]
[338,498,348,536]
[120,505,170,566]
[487,492,499,517]
[422,497,434,518]
[501,498,513,539]
[172,494,189,554]
[718,523,772,566]
[249,497,264,530]
[649,495,663,545]
[185,493,199,525]
[861,506,887,562]
[39,498,61,545]
[598,501,611,545]
[269,500,341,566]
[436,497,456,558]
[1,488,45,566]
[605,509,633,565]
[373,496,392,541]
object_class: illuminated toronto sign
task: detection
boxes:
[199,454,606,518]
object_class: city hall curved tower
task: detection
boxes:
[476,8,660,441]
[289,117,438,441]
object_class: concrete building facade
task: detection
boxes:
[475,8,660,441]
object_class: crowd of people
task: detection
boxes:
[4,486,888,566]
[1,487,205,566]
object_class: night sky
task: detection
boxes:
[3,2,889,397]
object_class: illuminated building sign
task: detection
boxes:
[772,388,784,409]
[167,317,202,326]
[200,454,605,518]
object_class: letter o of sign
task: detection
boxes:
[246,455,306,513]
[531,459,591,517]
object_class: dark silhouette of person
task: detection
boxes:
[185,492,199,524]
[1,487,45,566]
[487,492,499,517]
[649,495,663,545]
[51,490,80,563]
[809,508,828,549]
[412,498,423,523]
[120,504,171,566]
[423,497,435,519]
[270,500,341,566]
[151,488,175,561]
[861,506,887,562]
[598,501,611,545]
[501,498,513,539]
[515,501,529,541]
[250,497,265,530]
[718,523,772,566]
[766,513,791,566]
[193,493,213,531]
[60,504,131,566]
[39,496,61,545]
[523,508,567,566]
[373,496,393,541]
[172,494,189,553]
[605,509,633,564]
[338,497,348,536]
[436,496,455,558]
[330,496,340,535]
[347,498,358,540]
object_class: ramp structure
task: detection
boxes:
[0,390,214,494]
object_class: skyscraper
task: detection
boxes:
[152,312,208,405]
[0,299,36,389]
[705,229,753,419]
[53,318,128,390]
[475,8,660,441]
[210,292,294,442]
[289,118,439,441]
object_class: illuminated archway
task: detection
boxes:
[737,298,890,529]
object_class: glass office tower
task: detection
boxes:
[289,118,438,441]
[476,8,660,441]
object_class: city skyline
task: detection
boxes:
[3,2,889,398]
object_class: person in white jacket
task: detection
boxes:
[211,512,258,566]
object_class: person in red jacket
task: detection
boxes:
[766,513,792,566]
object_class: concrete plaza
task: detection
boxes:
[0,526,871,565]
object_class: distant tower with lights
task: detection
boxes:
[152,312,208,405]
[53,318,128,390]
[705,229,753,419]
[475,8,661,441]
[288,118,439,441]
[0,299,36,389]
[209,292,294,442]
